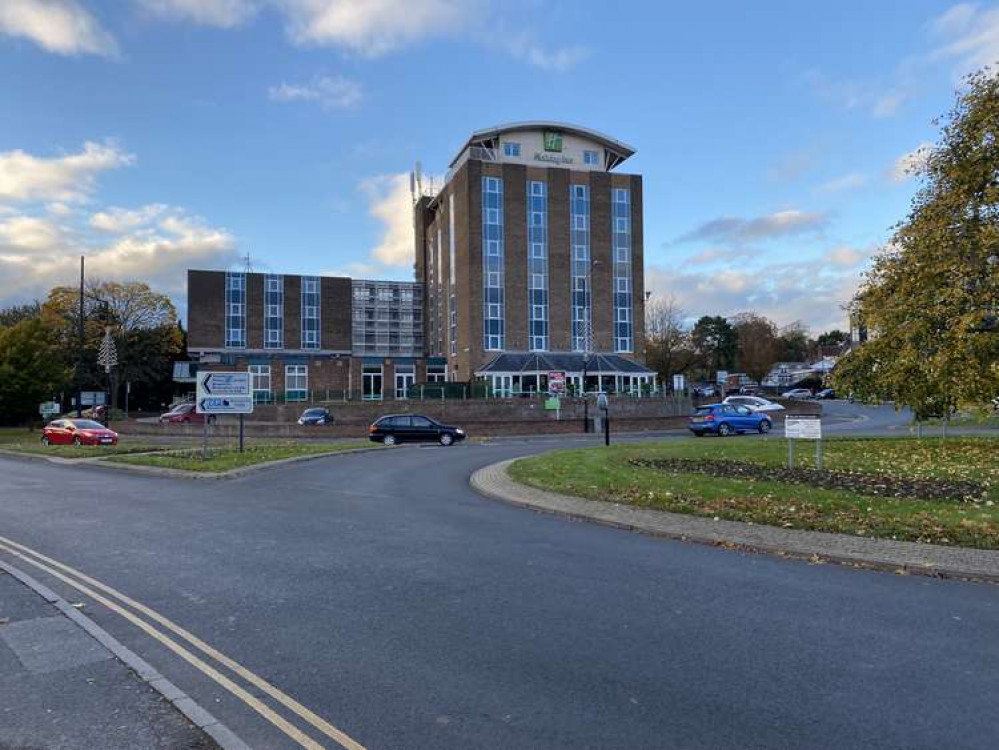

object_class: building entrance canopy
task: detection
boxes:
[476,353,655,396]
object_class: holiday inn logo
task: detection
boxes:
[543,131,563,152]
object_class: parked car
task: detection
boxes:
[42,419,118,446]
[739,386,762,396]
[368,414,466,446]
[815,388,837,400]
[688,404,772,437]
[781,388,814,400]
[693,385,718,398]
[158,403,215,424]
[722,395,786,413]
[298,407,334,426]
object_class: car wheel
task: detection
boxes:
[759,420,771,434]
[73,436,82,446]
[41,436,50,446]
[439,433,454,446]
[717,423,731,437]
[383,434,396,446]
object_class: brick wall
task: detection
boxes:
[187,270,225,349]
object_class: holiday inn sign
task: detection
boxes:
[543,131,563,152]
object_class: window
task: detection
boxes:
[363,364,383,401]
[249,365,271,403]
[448,193,457,357]
[527,180,548,351]
[503,141,521,157]
[570,184,591,351]
[583,150,599,165]
[225,272,245,348]
[482,174,505,351]
[612,187,633,352]
[427,362,447,383]
[301,276,320,350]
[264,275,283,349]
[285,365,307,402]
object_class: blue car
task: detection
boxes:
[688,403,772,437]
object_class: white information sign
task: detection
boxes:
[716,370,728,385]
[39,401,60,416]
[672,374,686,392]
[785,416,822,440]
[196,371,253,414]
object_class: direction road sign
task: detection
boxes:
[197,396,253,414]
[198,371,250,396]
[39,401,59,416]
[196,371,253,414]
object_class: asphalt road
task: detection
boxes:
[1,403,997,749]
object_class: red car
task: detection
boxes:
[158,403,215,424]
[42,419,118,446]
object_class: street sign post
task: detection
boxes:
[785,416,822,469]
[38,401,59,418]
[196,371,253,454]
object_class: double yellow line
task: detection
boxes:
[0,535,366,750]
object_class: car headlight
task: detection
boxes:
[456,428,464,434]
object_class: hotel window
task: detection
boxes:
[482,176,505,350]
[285,364,308,402]
[224,272,245,348]
[301,276,320,350]
[427,362,447,383]
[264,275,283,349]
[612,187,633,352]
[448,194,457,357]
[527,180,548,351]
[583,150,599,165]
[503,141,521,157]
[570,184,591,351]
[249,364,271,404]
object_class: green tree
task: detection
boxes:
[0,302,41,328]
[0,318,71,425]
[732,312,779,384]
[816,329,849,347]
[691,315,739,376]
[777,321,810,362]
[834,68,999,417]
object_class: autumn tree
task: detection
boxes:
[42,281,183,411]
[0,302,41,328]
[834,68,999,417]
[691,315,739,376]
[816,329,849,347]
[732,312,779,384]
[645,295,697,384]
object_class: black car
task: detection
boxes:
[815,388,836,400]
[368,414,466,446]
[297,407,334,425]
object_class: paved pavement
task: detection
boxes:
[0,567,216,750]
[0,402,997,749]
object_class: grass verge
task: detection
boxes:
[508,437,999,549]
[0,442,165,458]
[106,441,371,472]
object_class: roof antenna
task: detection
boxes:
[242,253,253,274]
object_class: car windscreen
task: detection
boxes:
[71,420,105,429]
[303,409,325,416]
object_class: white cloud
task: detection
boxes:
[268,74,363,109]
[891,142,933,182]
[135,0,259,28]
[927,2,999,76]
[495,29,588,71]
[825,245,867,267]
[89,204,168,233]
[815,172,868,193]
[0,0,118,57]
[276,0,468,56]
[802,70,909,119]
[677,209,829,244]
[0,141,135,203]
[359,172,414,269]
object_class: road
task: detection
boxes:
[1,402,997,749]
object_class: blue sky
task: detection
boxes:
[2,0,998,331]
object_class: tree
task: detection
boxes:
[691,315,739,376]
[816,329,849,347]
[834,68,999,417]
[0,302,41,328]
[777,321,810,362]
[41,281,183,411]
[645,295,697,384]
[732,312,779,384]
[0,318,71,424]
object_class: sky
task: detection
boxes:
[2,0,998,333]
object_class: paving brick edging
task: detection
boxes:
[0,560,250,750]
[0,445,384,480]
[470,459,999,584]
